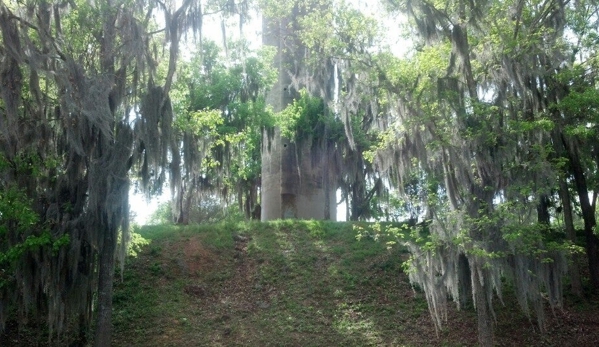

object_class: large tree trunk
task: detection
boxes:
[458,253,472,309]
[94,11,118,345]
[563,135,599,290]
[472,262,494,347]
[558,176,583,296]
[94,223,117,347]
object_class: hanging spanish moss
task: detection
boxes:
[169,32,275,224]
[0,0,205,344]
[373,0,576,345]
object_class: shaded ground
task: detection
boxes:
[3,221,598,346]
[109,221,599,347]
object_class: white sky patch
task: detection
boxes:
[337,189,347,221]
[129,190,170,225]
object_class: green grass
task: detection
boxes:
[2,220,597,346]
[112,221,442,346]
[110,220,599,347]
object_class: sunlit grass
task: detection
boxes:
[111,220,478,346]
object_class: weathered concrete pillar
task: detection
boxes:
[261,129,337,221]
[261,8,336,221]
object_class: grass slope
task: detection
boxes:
[111,221,599,347]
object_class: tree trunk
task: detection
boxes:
[472,264,494,347]
[323,124,330,220]
[240,189,249,219]
[458,253,472,309]
[94,223,117,347]
[550,127,584,296]
[563,135,599,290]
[537,194,551,226]
[558,176,583,297]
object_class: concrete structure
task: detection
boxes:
[261,129,337,221]
[261,10,337,221]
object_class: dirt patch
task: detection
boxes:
[164,236,219,277]
[183,237,218,275]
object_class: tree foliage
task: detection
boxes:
[0,0,228,344]
[170,39,276,224]
[368,0,599,345]
[2,0,599,345]
[261,0,599,344]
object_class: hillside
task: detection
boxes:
[105,221,599,346]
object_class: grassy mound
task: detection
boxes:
[111,221,598,347]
